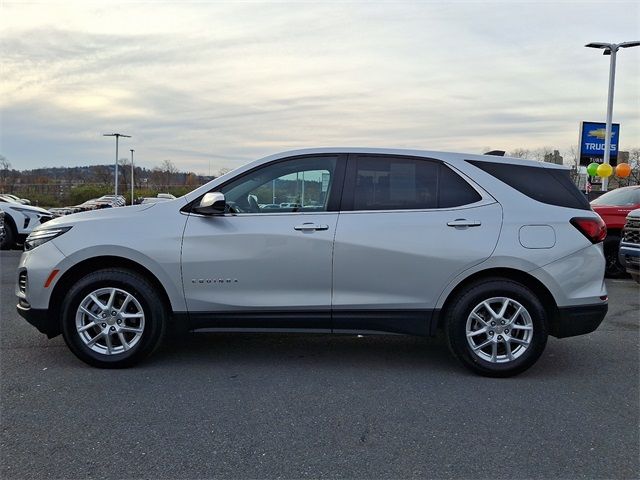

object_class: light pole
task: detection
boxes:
[103,133,131,197]
[130,149,135,205]
[585,40,640,191]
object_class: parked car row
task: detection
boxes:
[138,193,176,204]
[590,185,640,278]
[50,195,127,217]
[0,193,32,205]
[50,194,176,215]
[620,208,640,283]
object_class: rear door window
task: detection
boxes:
[344,155,481,211]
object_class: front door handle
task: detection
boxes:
[447,219,481,228]
[294,223,329,232]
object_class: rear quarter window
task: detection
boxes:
[467,160,590,211]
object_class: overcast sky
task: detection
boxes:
[1,0,639,174]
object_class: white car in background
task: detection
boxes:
[139,194,177,204]
[0,197,53,249]
[0,194,31,205]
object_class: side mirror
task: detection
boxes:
[193,192,226,215]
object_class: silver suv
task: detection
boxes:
[16,148,608,376]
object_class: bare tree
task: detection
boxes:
[0,155,11,171]
[161,160,178,187]
[530,147,554,162]
[0,155,10,190]
[628,148,640,186]
[92,166,112,185]
[185,172,199,186]
[509,148,531,159]
[150,167,164,188]
[566,145,580,168]
[119,158,130,193]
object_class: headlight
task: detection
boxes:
[24,226,72,251]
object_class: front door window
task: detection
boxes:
[220,156,338,213]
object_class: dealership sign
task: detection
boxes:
[579,121,620,166]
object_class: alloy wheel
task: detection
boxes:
[465,296,533,363]
[75,287,146,355]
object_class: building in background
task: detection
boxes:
[544,150,564,165]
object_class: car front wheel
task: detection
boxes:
[445,279,548,377]
[61,268,167,368]
[0,221,16,250]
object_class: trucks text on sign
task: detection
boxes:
[579,121,621,166]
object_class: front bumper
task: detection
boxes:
[619,243,640,275]
[17,303,59,338]
[550,303,608,338]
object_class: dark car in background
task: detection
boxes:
[620,208,640,283]
[0,210,5,246]
[590,186,640,277]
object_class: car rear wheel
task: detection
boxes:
[604,234,627,278]
[61,269,167,368]
[445,279,548,377]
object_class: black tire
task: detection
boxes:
[61,268,167,368]
[604,234,627,278]
[631,273,640,284]
[0,221,16,250]
[445,278,548,377]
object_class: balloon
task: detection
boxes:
[616,163,631,178]
[596,163,613,178]
[586,163,600,176]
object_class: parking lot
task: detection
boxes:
[1,249,638,479]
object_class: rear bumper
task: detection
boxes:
[550,303,608,338]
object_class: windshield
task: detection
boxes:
[591,188,640,207]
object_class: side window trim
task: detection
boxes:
[183,154,348,215]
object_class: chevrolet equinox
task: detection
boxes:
[16,148,608,376]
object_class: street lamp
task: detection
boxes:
[130,149,135,206]
[585,40,640,191]
[103,133,131,197]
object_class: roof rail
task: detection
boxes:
[484,150,506,156]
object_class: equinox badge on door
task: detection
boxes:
[191,278,239,284]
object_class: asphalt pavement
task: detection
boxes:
[1,250,638,479]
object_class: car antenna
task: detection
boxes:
[484,150,506,156]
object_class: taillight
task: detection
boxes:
[571,217,607,243]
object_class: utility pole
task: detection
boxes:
[585,40,640,191]
[103,133,131,197]
[130,149,135,205]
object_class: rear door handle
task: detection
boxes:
[447,219,482,228]
[294,223,329,232]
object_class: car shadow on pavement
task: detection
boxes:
[141,331,612,380]
[151,332,460,373]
